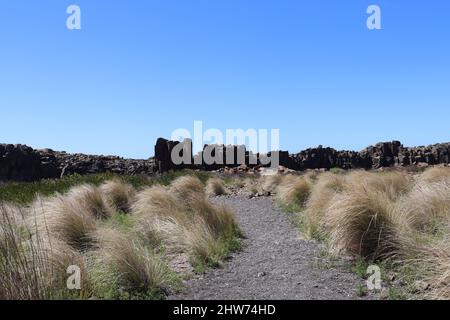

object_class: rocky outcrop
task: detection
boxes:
[0,144,156,182]
[154,138,188,173]
[1,140,449,182]
[153,139,450,172]
[45,150,156,177]
[359,141,450,168]
[0,144,56,181]
[290,146,367,170]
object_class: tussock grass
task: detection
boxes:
[276,175,312,207]
[132,185,181,219]
[262,175,284,193]
[0,203,89,299]
[30,194,98,251]
[395,181,450,233]
[67,184,112,219]
[132,177,239,270]
[345,170,412,201]
[169,175,205,198]
[90,227,175,299]
[1,174,239,300]
[324,187,398,259]
[304,172,345,238]
[272,168,450,298]
[418,166,450,184]
[100,180,135,213]
[206,178,228,196]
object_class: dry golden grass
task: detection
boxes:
[267,167,450,298]
[93,227,170,295]
[395,180,450,233]
[30,194,98,250]
[418,241,450,299]
[323,186,399,259]
[132,179,238,267]
[170,175,205,203]
[1,176,240,300]
[206,178,228,196]
[345,170,412,200]
[131,185,181,219]
[276,175,312,207]
[100,179,135,213]
[0,176,241,299]
[0,203,89,299]
[66,184,112,219]
[304,172,345,238]
[261,175,284,193]
[418,166,450,184]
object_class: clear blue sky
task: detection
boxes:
[1,1,449,158]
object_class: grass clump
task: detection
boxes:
[206,178,228,196]
[132,176,241,272]
[0,172,240,300]
[272,168,450,299]
[276,175,312,208]
[90,227,179,299]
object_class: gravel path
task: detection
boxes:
[168,196,370,300]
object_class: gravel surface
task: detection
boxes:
[168,196,371,300]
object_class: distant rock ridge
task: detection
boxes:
[154,138,450,172]
[1,140,449,181]
[0,144,157,182]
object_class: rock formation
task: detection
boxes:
[1,139,449,182]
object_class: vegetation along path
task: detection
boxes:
[168,195,370,300]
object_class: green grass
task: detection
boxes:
[88,250,182,300]
[356,284,367,297]
[191,228,243,274]
[104,212,135,232]
[329,168,347,175]
[0,170,211,205]
[352,257,372,278]
[0,173,153,205]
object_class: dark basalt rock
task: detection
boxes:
[1,139,449,182]
[0,144,156,182]
[0,144,62,181]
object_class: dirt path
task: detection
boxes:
[168,196,370,300]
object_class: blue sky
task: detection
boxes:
[1,1,449,158]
